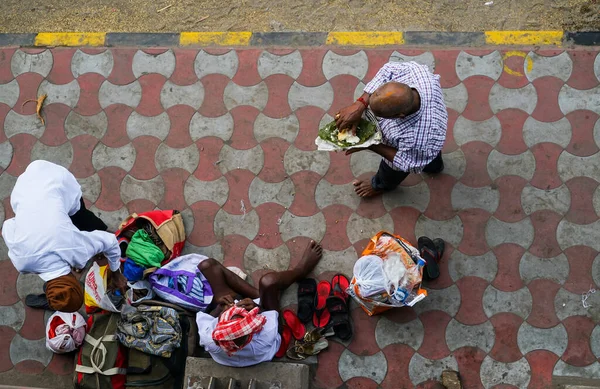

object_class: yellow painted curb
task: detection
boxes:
[326,32,404,46]
[485,31,563,46]
[180,32,252,46]
[34,32,106,46]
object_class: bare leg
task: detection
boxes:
[198,258,259,300]
[259,240,323,312]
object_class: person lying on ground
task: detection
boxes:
[195,240,323,367]
[335,61,448,198]
[2,160,127,312]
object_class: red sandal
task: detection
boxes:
[312,280,331,328]
[282,309,306,340]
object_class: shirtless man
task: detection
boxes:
[195,240,323,367]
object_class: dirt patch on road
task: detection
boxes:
[0,0,599,33]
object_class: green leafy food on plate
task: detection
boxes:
[318,119,377,148]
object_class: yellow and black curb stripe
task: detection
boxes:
[0,31,598,47]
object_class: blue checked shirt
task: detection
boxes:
[364,61,448,173]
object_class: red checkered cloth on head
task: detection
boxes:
[212,305,267,355]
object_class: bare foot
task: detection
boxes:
[297,240,323,276]
[353,179,383,198]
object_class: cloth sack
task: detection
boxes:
[148,253,213,312]
[116,305,182,358]
[126,230,164,268]
[84,262,120,314]
[46,311,87,353]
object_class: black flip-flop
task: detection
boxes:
[297,278,317,324]
[326,296,352,341]
[25,294,50,310]
[433,238,445,259]
[418,236,440,280]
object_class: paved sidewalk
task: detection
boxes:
[0,46,599,388]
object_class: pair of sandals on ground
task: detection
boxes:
[276,274,352,360]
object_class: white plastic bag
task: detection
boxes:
[125,280,154,305]
[84,262,120,313]
[352,255,386,298]
[46,311,87,353]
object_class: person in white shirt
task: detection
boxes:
[195,240,323,367]
[1,160,127,312]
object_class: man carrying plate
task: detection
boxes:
[335,61,448,198]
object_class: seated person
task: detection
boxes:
[2,160,127,312]
[195,240,323,367]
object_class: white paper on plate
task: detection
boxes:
[315,110,383,151]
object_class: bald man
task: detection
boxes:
[335,61,447,197]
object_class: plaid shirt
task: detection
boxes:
[364,61,448,173]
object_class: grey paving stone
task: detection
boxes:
[346,212,393,244]
[92,143,136,171]
[248,177,294,208]
[257,50,302,79]
[389,51,435,72]
[253,113,299,143]
[480,356,531,388]
[525,51,573,82]
[0,201,4,225]
[16,273,45,300]
[184,175,228,207]
[382,180,431,212]
[284,145,330,176]
[375,316,424,350]
[446,319,495,353]
[413,284,461,317]
[4,110,45,139]
[558,152,600,182]
[591,325,600,358]
[0,301,25,331]
[350,149,381,177]
[338,349,387,385]
[517,322,567,355]
[451,182,499,212]
[65,111,108,139]
[99,80,142,109]
[554,360,600,380]
[483,285,532,319]
[31,142,73,169]
[593,254,600,288]
[10,335,53,366]
[521,184,570,215]
[218,144,264,175]
[11,49,53,77]
[453,116,501,147]
[180,208,194,239]
[313,246,358,279]
[487,150,535,182]
[214,209,259,241]
[189,112,234,141]
[520,252,569,284]
[195,50,238,79]
[132,49,175,78]
[0,172,17,200]
[280,283,298,309]
[0,141,14,170]
[77,173,101,203]
[448,250,498,283]
[596,52,600,82]
[559,85,600,115]
[490,83,538,114]
[120,174,164,205]
[443,149,466,180]
[554,287,600,322]
[155,143,199,173]
[0,238,8,261]
[315,180,360,210]
[278,211,326,243]
[557,219,600,252]
[186,242,224,262]
[322,50,368,80]
[408,353,458,386]
[523,117,572,148]
[160,81,204,110]
[288,82,334,112]
[223,81,268,111]
[89,206,130,231]
[354,82,366,100]
[244,243,291,273]
[595,118,600,150]
[486,217,534,249]
[126,111,170,140]
[415,215,463,247]
[443,83,468,113]
[38,78,81,107]
[71,49,114,78]
[455,51,503,81]
[0,79,19,107]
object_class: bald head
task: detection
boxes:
[370,82,415,118]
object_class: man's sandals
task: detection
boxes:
[417,236,445,280]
